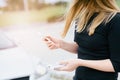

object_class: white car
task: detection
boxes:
[0,31,39,80]
[0,31,73,80]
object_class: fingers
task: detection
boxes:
[46,40,54,49]
[54,61,68,71]
[43,36,59,49]
[43,37,51,42]
[43,38,56,49]
[54,60,76,72]
[43,36,53,42]
[54,66,65,71]
[54,65,72,72]
[48,43,58,49]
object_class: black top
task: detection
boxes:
[74,13,120,80]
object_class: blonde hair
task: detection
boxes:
[62,0,120,37]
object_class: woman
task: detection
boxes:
[43,0,120,80]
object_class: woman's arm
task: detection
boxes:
[43,36,78,54]
[60,40,78,54]
[56,59,115,72]
[80,59,115,72]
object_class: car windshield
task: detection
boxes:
[0,31,16,50]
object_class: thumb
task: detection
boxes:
[43,36,52,42]
[45,36,53,40]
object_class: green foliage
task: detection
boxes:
[116,0,120,7]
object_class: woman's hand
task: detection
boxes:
[54,59,82,72]
[43,36,62,50]
[54,59,115,72]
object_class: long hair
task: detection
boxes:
[62,0,120,37]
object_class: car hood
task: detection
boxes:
[0,47,38,80]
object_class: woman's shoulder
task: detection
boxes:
[108,12,120,24]
[112,12,120,21]
[107,12,120,31]
[115,12,120,17]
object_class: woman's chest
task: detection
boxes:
[74,25,109,50]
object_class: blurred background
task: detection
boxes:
[0,0,70,26]
[0,0,120,80]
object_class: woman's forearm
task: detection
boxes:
[79,59,115,72]
[60,40,78,54]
